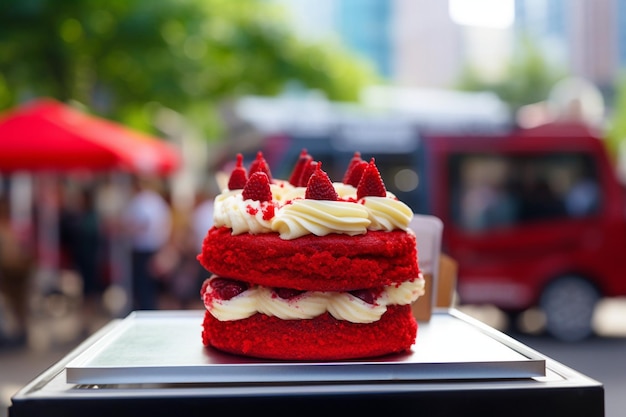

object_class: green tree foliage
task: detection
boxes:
[605,73,626,160]
[0,0,377,137]
[456,35,567,111]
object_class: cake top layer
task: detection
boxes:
[213,150,414,240]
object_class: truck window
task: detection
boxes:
[449,152,600,232]
[368,153,420,208]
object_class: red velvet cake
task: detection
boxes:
[198,151,425,360]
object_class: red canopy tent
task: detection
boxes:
[0,99,182,315]
[0,98,180,174]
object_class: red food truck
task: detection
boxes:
[240,96,626,341]
[425,122,626,341]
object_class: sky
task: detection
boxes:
[448,0,515,29]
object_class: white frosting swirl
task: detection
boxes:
[206,286,259,321]
[212,180,414,238]
[385,277,428,304]
[213,190,238,224]
[271,199,370,239]
[272,182,354,202]
[213,193,274,235]
[270,181,300,203]
[203,275,426,323]
[332,182,357,198]
[256,287,328,319]
[326,292,388,323]
[361,196,413,231]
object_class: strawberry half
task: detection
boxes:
[274,287,305,299]
[344,160,368,188]
[305,163,339,201]
[227,153,248,190]
[210,278,249,300]
[349,287,383,305]
[356,158,387,199]
[342,151,363,185]
[242,171,272,202]
[248,151,272,181]
[288,149,312,186]
[298,159,318,187]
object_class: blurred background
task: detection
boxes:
[1,0,626,416]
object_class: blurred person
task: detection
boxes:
[153,190,215,309]
[122,176,172,310]
[191,190,215,298]
[563,166,599,218]
[60,187,106,331]
[167,212,204,310]
[0,196,33,347]
[565,177,598,217]
[192,190,214,253]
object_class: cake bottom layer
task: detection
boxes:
[201,305,417,361]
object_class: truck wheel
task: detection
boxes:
[540,275,600,342]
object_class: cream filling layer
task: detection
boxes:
[203,275,425,324]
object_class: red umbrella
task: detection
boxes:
[0,98,180,174]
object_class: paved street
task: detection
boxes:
[460,300,626,417]
[0,341,77,417]
[518,334,626,417]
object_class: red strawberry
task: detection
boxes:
[349,288,383,305]
[298,159,318,187]
[210,278,249,300]
[227,153,247,190]
[248,151,272,181]
[242,171,272,202]
[344,160,368,188]
[356,158,387,199]
[274,287,305,299]
[305,163,339,201]
[288,149,312,186]
[342,151,363,184]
